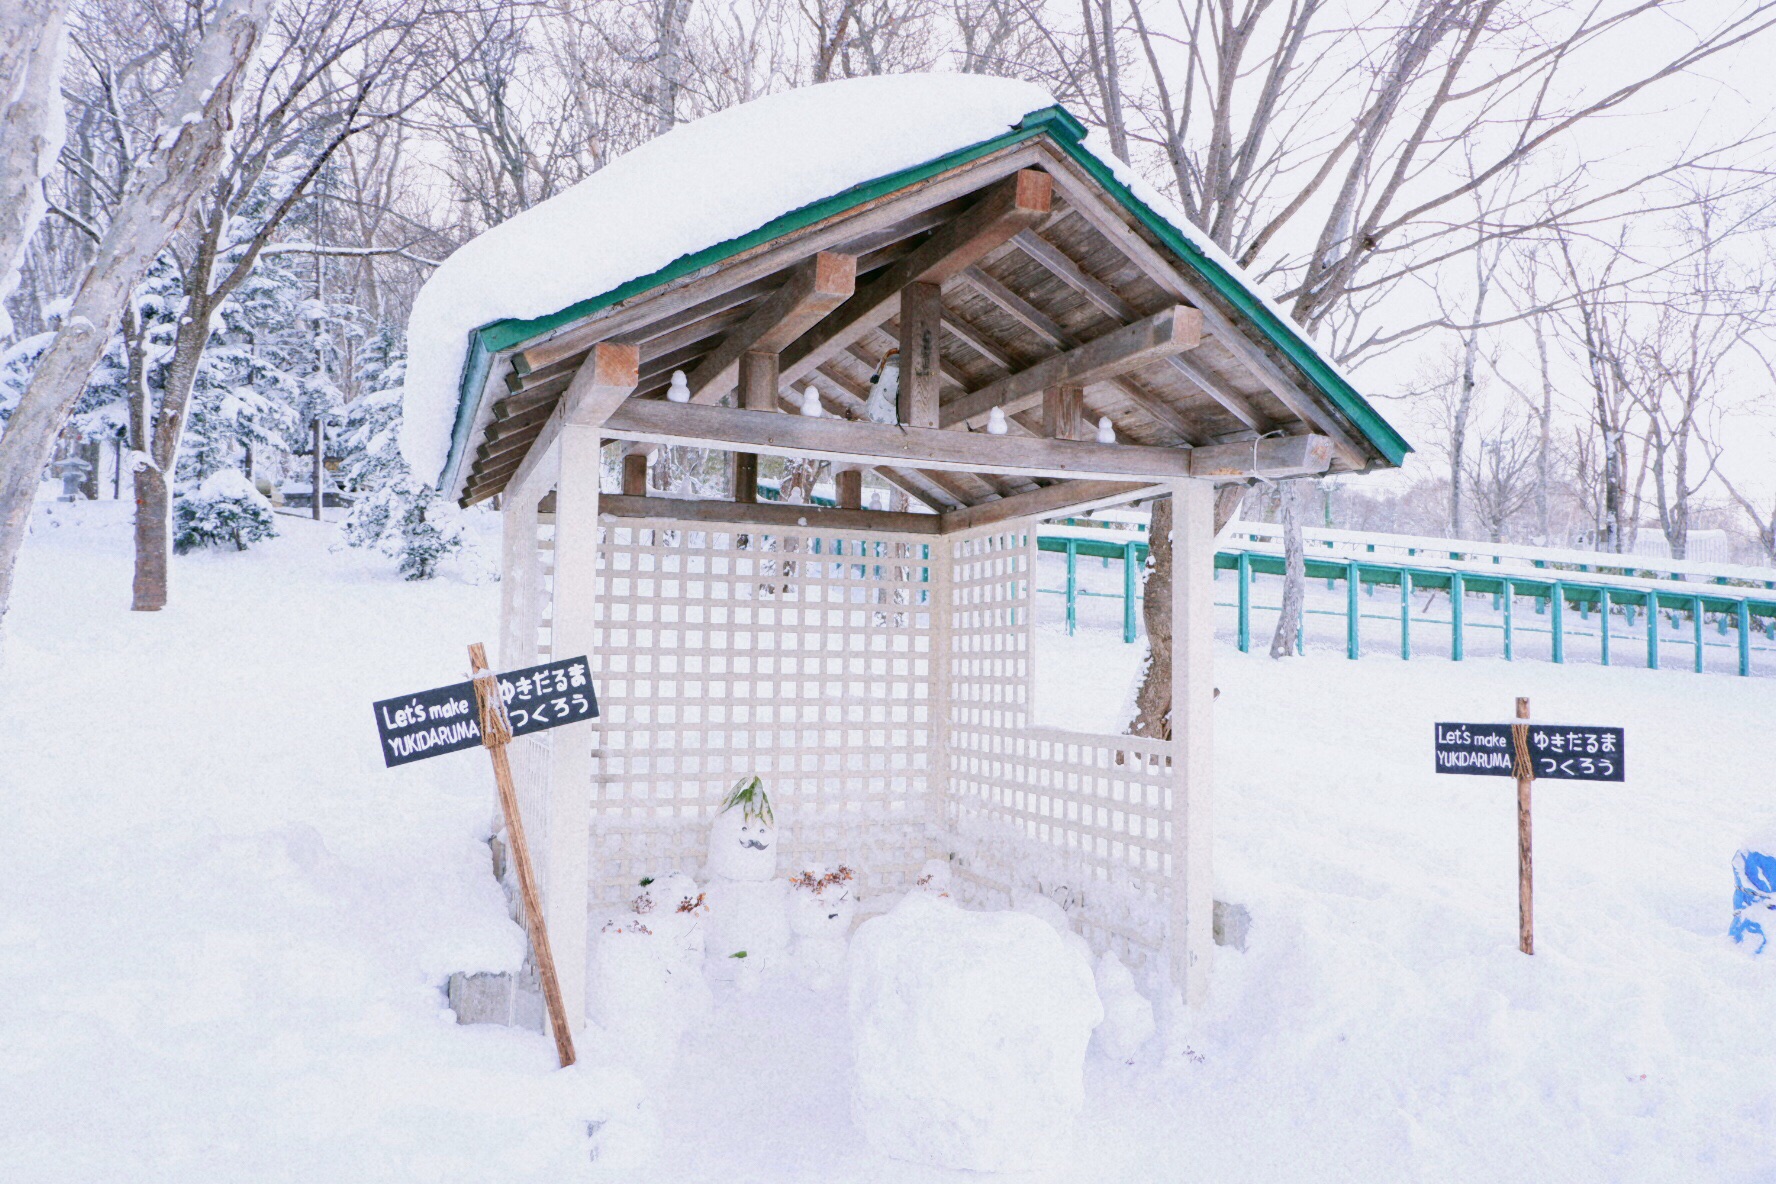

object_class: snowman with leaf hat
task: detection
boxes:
[702,776,791,990]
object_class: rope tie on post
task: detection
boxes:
[1511,718,1535,783]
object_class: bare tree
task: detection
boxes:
[1268,478,1307,657]
[0,0,69,338]
[125,0,463,611]
[1465,422,1539,543]
[0,0,272,637]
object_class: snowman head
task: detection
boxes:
[707,777,777,881]
[788,866,857,938]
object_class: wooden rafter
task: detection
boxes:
[1007,227,1271,433]
[940,307,1202,430]
[684,251,857,403]
[779,169,1052,387]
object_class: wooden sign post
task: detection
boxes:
[467,643,576,1067]
[1512,696,1534,955]
[1433,703,1624,956]
[371,649,599,1068]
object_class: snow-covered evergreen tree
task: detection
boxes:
[338,331,466,580]
[173,468,278,553]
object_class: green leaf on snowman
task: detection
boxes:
[719,775,774,826]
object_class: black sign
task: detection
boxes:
[1434,722,1624,782]
[374,656,598,768]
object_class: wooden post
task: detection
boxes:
[733,453,759,504]
[735,348,776,503]
[1043,384,1084,441]
[897,281,943,427]
[1170,479,1216,1006]
[1513,695,1534,956]
[621,452,648,497]
[468,642,577,1067]
[835,468,862,510]
[1400,569,1412,660]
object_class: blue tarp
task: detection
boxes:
[1729,850,1776,953]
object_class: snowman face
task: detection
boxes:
[789,878,856,938]
[707,807,777,881]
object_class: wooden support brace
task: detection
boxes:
[835,469,863,510]
[1043,384,1085,441]
[621,452,648,497]
[898,282,943,427]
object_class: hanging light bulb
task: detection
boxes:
[666,370,691,403]
[799,385,823,417]
[986,406,1009,435]
[1096,415,1116,444]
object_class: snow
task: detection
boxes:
[401,74,1053,481]
[846,893,1104,1172]
[8,501,1776,1180]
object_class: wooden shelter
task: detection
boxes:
[420,86,1407,1035]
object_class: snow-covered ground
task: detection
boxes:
[5,503,1775,1181]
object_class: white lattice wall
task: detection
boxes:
[500,504,1180,985]
[583,518,942,911]
[940,526,1174,982]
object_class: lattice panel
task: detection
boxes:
[940,526,1174,982]
[586,519,941,911]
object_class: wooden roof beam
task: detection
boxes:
[956,268,1207,444]
[941,479,1158,534]
[600,493,941,535]
[685,251,857,404]
[780,169,1053,387]
[603,400,1205,483]
[1038,164,1364,463]
[1008,229,1272,433]
[940,306,1202,430]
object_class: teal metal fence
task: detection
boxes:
[1035,532,1776,677]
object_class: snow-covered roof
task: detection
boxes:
[402,75,1055,480]
[403,72,1409,498]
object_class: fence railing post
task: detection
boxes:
[1451,572,1465,661]
[1601,589,1612,667]
[1647,592,1660,670]
[1401,570,1413,661]
[1503,580,1514,661]
[1347,560,1361,660]
[1551,582,1565,665]
[1123,540,1139,645]
[1065,539,1078,637]
[1237,552,1251,653]
[1693,596,1705,674]
[1739,599,1752,677]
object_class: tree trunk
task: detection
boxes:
[1128,496,1173,739]
[132,308,209,610]
[1127,484,1246,739]
[0,0,67,337]
[1270,479,1308,658]
[0,0,268,633]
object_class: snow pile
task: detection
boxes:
[587,873,713,1077]
[402,73,1053,481]
[846,893,1103,1171]
[786,865,857,990]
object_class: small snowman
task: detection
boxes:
[702,777,790,990]
[911,858,952,898]
[787,865,858,990]
[588,871,712,1077]
[1091,950,1155,1062]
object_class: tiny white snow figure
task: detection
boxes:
[587,871,713,1078]
[702,777,790,989]
[788,865,857,990]
[865,349,900,424]
[666,370,691,402]
[1096,415,1115,444]
[912,858,951,897]
[986,406,1009,435]
[1091,950,1155,1062]
[798,385,824,417]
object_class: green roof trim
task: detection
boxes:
[440,102,1408,492]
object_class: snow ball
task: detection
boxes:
[846,893,1104,1171]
